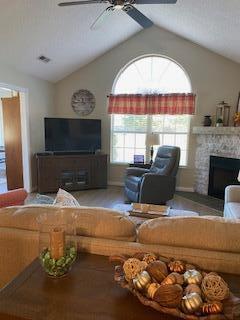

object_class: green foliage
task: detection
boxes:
[39,246,77,277]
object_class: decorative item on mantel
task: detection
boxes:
[234,92,240,126]
[110,252,240,319]
[216,101,231,127]
[234,113,240,126]
[37,210,77,277]
[203,115,212,127]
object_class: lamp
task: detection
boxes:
[145,133,160,164]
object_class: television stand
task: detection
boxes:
[35,153,108,193]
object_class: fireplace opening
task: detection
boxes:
[208,156,240,199]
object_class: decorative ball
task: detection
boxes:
[201,273,230,301]
[201,301,223,314]
[142,253,157,264]
[133,271,151,292]
[184,284,202,296]
[184,270,203,285]
[153,284,183,308]
[168,260,185,273]
[147,283,160,299]
[161,272,184,286]
[123,258,147,281]
[133,252,148,261]
[181,292,203,314]
[146,260,168,283]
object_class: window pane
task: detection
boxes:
[112,133,124,148]
[136,134,146,148]
[175,134,188,150]
[180,150,187,166]
[112,148,124,162]
[163,116,176,133]
[112,115,125,131]
[125,133,135,148]
[124,148,135,162]
[163,134,175,145]
[152,115,164,132]
[175,115,189,133]
[114,55,191,94]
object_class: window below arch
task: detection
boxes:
[111,55,192,166]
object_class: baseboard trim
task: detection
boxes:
[108,181,124,187]
[108,181,194,193]
[176,187,194,192]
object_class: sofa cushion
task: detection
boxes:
[138,216,240,253]
[0,205,136,241]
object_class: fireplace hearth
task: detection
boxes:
[208,156,240,199]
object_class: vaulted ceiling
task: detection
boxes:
[0,0,240,83]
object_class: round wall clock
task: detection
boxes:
[71,89,95,116]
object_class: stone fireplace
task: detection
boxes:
[193,127,240,196]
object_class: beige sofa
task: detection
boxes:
[224,185,240,219]
[0,205,240,289]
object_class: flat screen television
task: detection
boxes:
[44,118,101,154]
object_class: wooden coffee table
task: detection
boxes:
[0,253,239,320]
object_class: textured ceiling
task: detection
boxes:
[0,0,240,82]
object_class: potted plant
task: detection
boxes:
[216,118,223,127]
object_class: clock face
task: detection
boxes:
[71,89,95,116]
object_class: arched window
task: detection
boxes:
[111,55,192,166]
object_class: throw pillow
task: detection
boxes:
[31,194,54,205]
[53,188,80,207]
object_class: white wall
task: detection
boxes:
[55,25,240,189]
[0,63,55,190]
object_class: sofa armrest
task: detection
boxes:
[126,167,150,177]
[0,189,28,208]
[225,185,240,203]
[139,174,176,204]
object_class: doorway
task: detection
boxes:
[0,85,30,193]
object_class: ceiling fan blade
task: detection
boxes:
[124,5,153,28]
[58,1,106,6]
[135,0,177,4]
[90,6,114,30]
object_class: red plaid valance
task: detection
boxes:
[108,93,196,115]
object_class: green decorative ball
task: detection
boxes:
[39,246,77,277]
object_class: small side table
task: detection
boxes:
[128,163,151,169]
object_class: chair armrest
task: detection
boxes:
[225,185,240,203]
[139,174,176,204]
[0,189,28,208]
[126,167,150,177]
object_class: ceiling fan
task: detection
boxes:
[58,0,177,30]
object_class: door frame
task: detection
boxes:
[0,82,31,192]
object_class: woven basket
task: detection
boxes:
[111,256,240,320]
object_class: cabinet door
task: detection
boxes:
[37,157,59,193]
[91,155,108,188]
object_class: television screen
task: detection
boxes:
[45,118,101,153]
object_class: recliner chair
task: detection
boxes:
[124,145,180,204]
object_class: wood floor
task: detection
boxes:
[26,186,222,216]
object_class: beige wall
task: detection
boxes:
[0,63,55,190]
[55,26,240,190]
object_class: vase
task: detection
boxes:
[203,115,212,127]
[37,209,77,278]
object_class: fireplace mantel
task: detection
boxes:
[193,126,240,135]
